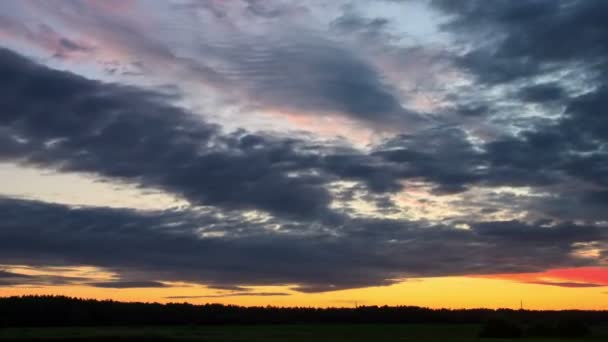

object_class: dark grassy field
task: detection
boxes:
[0,325,607,342]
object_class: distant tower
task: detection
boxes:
[520,300,523,311]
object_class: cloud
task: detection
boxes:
[0,15,93,60]
[0,270,25,278]
[0,47,433,222]
[3,45,608,224]
[0,197,604,292]
[213,32,426,130]
[477,267,608,289]
[0,267,169,289]
[330,10,390,38]
[0,47,343,222]
[1,0,608,295]
[372,128,483,193]
[0,269,89,287]
[527,281,605,288]
[88,281,169,289]
[434,0,608,65]
[165,292,290,299]
[423,0,608,218]
[2,0,429,132]
[517,83,566,103]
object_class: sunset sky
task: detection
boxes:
[0,0,607,310]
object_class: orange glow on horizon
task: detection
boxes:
[2,272,606,310]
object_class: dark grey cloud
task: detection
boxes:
[472,220,602,245]
[388,0,608,271]
[565,85,608,146]
[432,0,608,116]
[166,292,290,299]
[430,0,608,135]
[517,83,567,103]
[0,269,89,287]
[321,152,403,193]
[373,128,483,193]
[30,0,423,130]
[425,0,608,215]
[453,104,489,117]
[170,1,430,128]
[0,47,343,222]
[58,38,91,53]
[88,281,169,289]
[217,34,424,129]
[527,281,606,288]
[583,191,608,205]
[0,47,432,222]
[331,11,390,37]
[0,197,603,292]
[0,270,33,284]
[462,1,606,57]
[0,270,167,289]
[242,0,307,19]
[433,0,608,84]
[3,45,608,227]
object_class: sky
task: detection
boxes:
[0,0,607,310]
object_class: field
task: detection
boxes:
[0,324,607,341]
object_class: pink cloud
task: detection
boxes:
[84,0,138,15]
[0,17,93,60]
[475,267,608,288]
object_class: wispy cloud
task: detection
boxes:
[166,292,290,299]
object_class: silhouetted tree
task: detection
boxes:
[0,296,605,329]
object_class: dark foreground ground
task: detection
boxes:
[1,325,608,342]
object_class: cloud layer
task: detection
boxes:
[0,0,607,292]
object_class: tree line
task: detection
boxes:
[0,296,606,327]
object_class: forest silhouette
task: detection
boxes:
[0,296,606,327]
